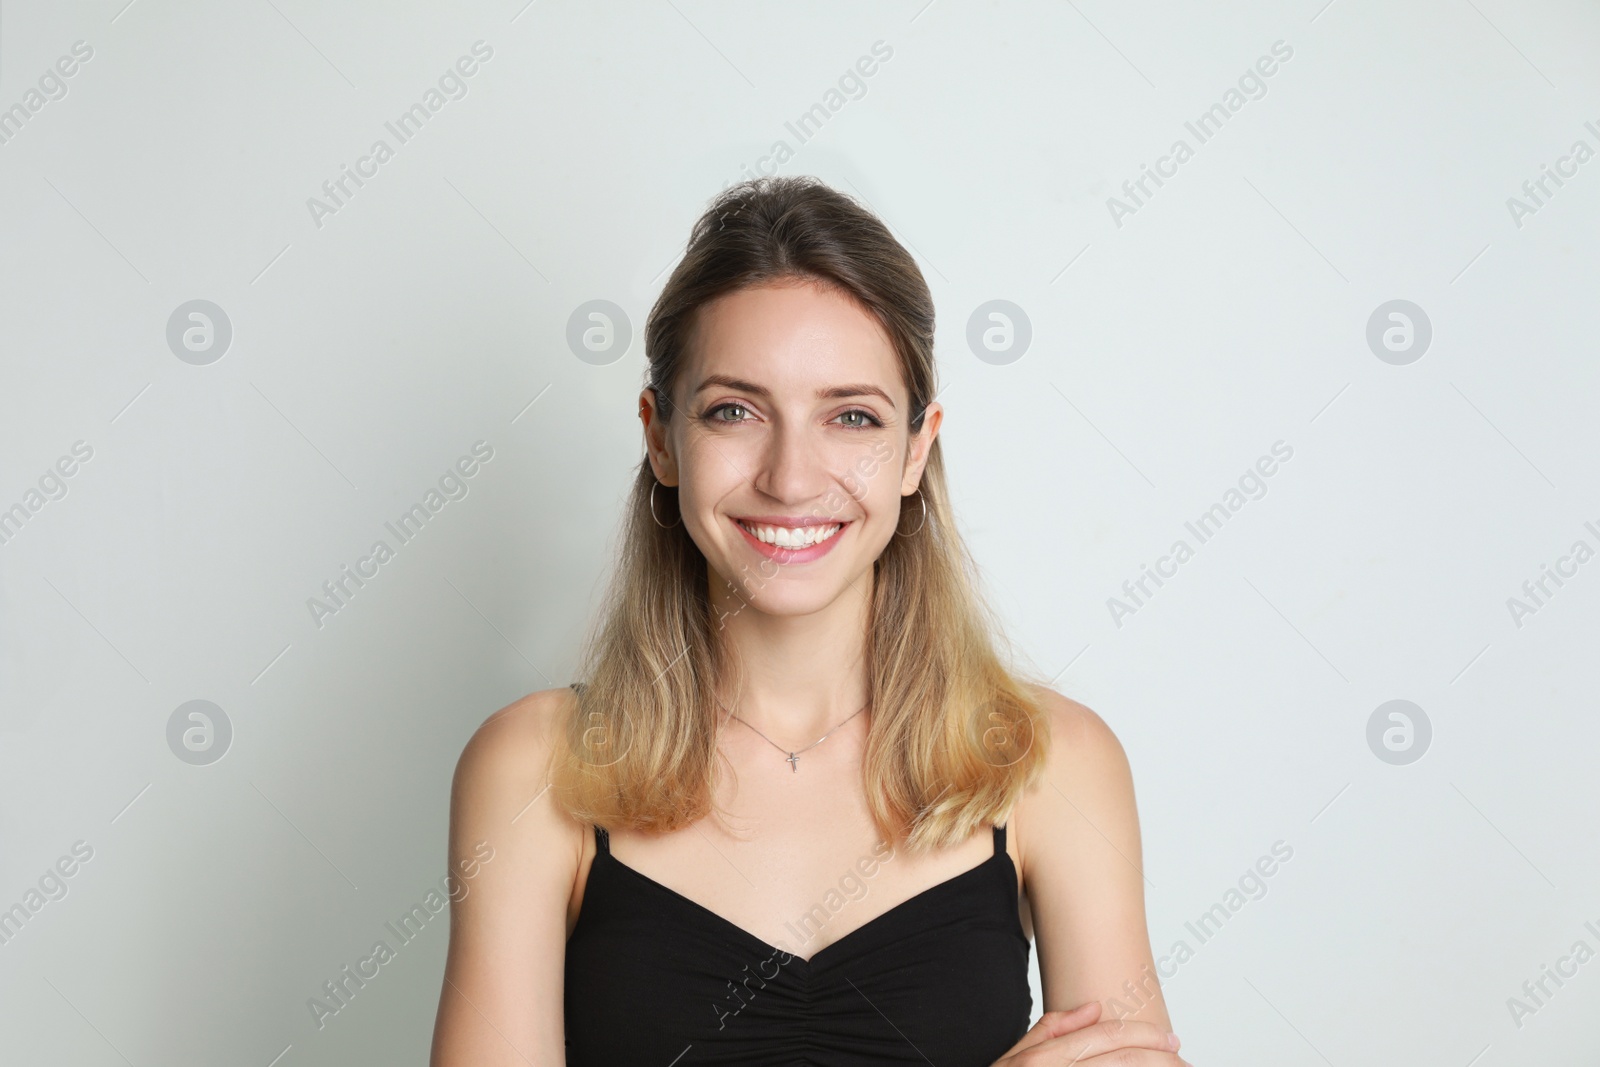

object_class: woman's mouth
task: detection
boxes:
[732,518,849,562]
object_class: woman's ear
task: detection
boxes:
[640,388,679,486]
[900,400,943,494]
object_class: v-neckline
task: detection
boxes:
[595,832,1012,970]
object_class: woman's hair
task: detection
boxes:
[546,175,1051,853]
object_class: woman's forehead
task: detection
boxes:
[686,282,902,392]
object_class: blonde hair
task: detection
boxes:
[547,176,1051,854]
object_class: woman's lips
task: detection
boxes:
[732,517,849,563]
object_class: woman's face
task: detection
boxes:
[641,278,942,618]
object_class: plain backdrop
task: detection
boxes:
[2,1,1598,1064]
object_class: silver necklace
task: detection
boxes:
[717,698,869,773]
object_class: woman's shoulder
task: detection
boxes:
[1011,684,1141,900]
[452,685,579,802]
[1014,684,1135,836]
[437,687,582,1062]
[1020,682,1126,769]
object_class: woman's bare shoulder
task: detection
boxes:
[1013,687,1166,1023]
[454,687,575,787]
[1014,684,1136,865]
[450,686,581,846]
[434,687,581,1064]
[1020,682,1128,776]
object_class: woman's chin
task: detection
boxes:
[708,573,867,622]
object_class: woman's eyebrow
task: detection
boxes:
[693,374,896,409]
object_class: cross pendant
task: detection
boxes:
[786,751,800,772]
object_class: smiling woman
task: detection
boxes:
[429,176,1185,1067]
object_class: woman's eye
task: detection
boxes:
[837,409,883,430]
[703,404,880,429]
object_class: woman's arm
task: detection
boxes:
[1018,687,1175,1032]
[430,688,577,1066]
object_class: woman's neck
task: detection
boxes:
[709,569,873,740]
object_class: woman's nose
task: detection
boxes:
[754,423,832,501]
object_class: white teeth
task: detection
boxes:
[738,521,843,548]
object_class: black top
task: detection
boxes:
[564,819,1033,1066]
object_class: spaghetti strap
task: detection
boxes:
[993,822,1005,856]
[594,824,609,855]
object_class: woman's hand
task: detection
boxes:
[993,1001,1191,1066]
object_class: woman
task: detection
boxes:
[430,176,1187,1066]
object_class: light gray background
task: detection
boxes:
[3,1,1598,1064]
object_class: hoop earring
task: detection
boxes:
[898,491,927,536]
[649,481,681,528]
